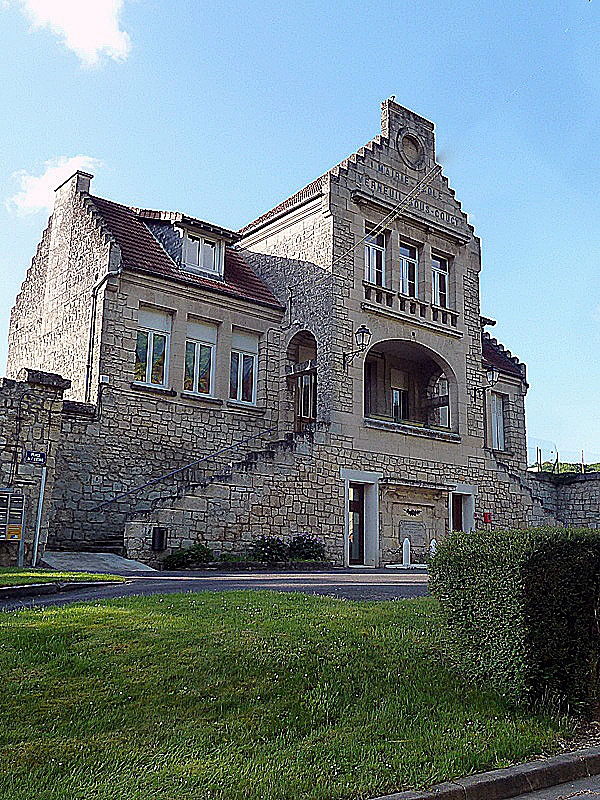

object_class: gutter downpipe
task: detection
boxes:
[84,258,122,404]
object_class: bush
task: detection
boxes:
[247,535,289,563]
[186,543,213,565]
[162,542,213,570]
[288,534,326,561]
[429,527,600,716]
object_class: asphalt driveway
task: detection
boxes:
[0,568,428,611]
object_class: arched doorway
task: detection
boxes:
[286,331,318,432]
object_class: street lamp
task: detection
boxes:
[343,324,372,371]
[485,366,499,388]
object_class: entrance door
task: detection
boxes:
[452,494,463,532]
[348,483,365,565]
[294,371,317,432]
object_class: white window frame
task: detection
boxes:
[491,392,505,450]
[229,349,258,405]
[134,312,171,388]
[364,230,386,287]
[183,231,223,276]
[184,339,215,396]
[432,255,449,308]
[436,376,450,428]
[135,330,170,387]
[399,243,418,298]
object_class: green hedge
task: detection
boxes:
[429,527,600,716]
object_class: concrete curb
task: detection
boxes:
[371,747,600,800]
[0,580,125,600]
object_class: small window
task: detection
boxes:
[135,308,171,387]
[491,392,505,450]
[392,387,409,422]
[432,255,449,308]
[364,229,386,287]
[229,330,258,404]
[435,376,450,428]
[183,232,221,275]
[399,243,417,298]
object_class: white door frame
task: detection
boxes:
[340,468,384,567]
[448,483,477,533]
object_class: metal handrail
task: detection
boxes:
[92,426,279,511]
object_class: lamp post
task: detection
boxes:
[343,324,372,371]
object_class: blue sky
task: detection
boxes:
[0,0,598,461]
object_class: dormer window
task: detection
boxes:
[183,231,223,276]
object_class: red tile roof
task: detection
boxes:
[132,208,238,242]
[238,177,324,236]
[482,331,526,380]
[90,196,283,310]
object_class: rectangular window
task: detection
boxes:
[135,308,171,387]
[229,329,258,404]
[399,243,417,297]
[437,377,450,428]
[432,255,449,308]
[183,233,220,275]
[364,229,385,287]
[184,321,217,396]
[491,392,505,450]
[392,387,409,422]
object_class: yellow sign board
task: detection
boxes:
[6,525,23,541]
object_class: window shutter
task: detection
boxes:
[187,321,217,344]
[232,329,259,353]
[138,308,172,333]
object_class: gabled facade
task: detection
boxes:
[6,99,555,566]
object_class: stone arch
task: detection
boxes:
[285,330,318,432]
[363,338,459,433]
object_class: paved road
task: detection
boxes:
[512,774,600,798]
[0,568,429,612]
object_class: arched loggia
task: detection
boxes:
[363,339,458,433]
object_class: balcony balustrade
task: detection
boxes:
[362,281,459,330]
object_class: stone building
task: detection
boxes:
[5,99,559,566]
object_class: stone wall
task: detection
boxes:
[0,370,68,566]
[125,424,555,567]
[7,172,117,403]
[529,472,600,528]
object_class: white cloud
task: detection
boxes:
[6,155,102,215]
[11,0,131,66]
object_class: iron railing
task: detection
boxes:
[92,426,278,512]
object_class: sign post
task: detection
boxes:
[32,466,47,567]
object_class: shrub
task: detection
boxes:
[186,542,213,565]
[247,535,289,563]
[429,527,600,716]
[162,542,213,570]
[288,534,326,561]
[161,549,192,570]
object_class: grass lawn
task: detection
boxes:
[0,592,573,800]
[0,568,126,587]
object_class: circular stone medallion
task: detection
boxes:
[396,129,426,170]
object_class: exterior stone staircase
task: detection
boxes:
[494,459,559,525]
[123,427,327,564]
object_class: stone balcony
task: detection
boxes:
[361,281,461,337]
